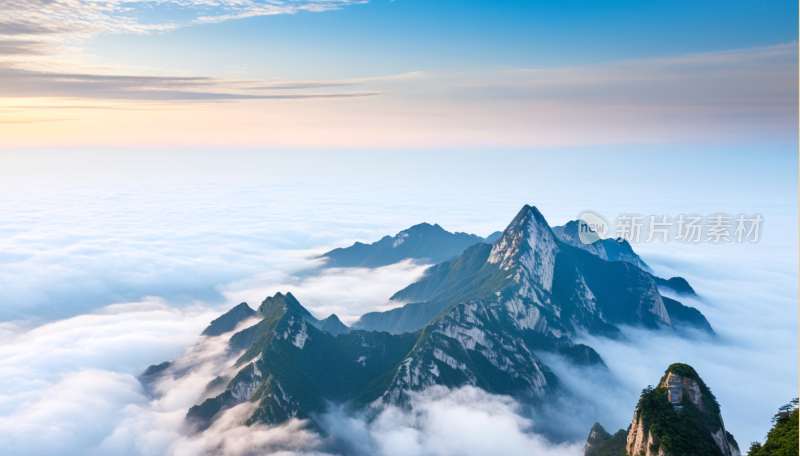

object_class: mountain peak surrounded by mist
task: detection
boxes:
[201,302,257,337]
[353,204,710,337]
[585,363,741,456]
[146,204,718,441]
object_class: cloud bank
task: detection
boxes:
[0,298,583,456]
[0,177,796,454]
[221,259,431,324]
[0,298,215,455]
[0,180,439,322]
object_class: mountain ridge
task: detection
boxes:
[353,206,711,339]
[320,222,497,268]
[202,302,257,337]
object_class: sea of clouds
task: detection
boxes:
[0,171,796,455]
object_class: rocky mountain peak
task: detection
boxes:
[585,423,612,450]
[320,221,486,268]
[552,219,650,270]
[402,222,444,234]
[318,313,349,336]
[625,363,739,456]
[201,302,257,337]
[488,206,556,269]
[583,422,628,456]
[177,206,717,440]
[488,204,559,307]
[258,292,313,320]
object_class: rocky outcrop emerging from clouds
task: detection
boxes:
[202,302,257,337]
[185,292,420,430]
[184,287,561,430]
[650,275,697,296]
[625,363,740,456]
[584,364,739,456]
[583,422,628,456]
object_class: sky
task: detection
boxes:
[0,0,797,148]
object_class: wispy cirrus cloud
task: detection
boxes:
[0,0,364,55]
[0,0,370,103]
[0,0,394,103]
[0,67,423,101]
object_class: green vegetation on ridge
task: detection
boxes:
[632,364,728,456]
[748,399,799,456]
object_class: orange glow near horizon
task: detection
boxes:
[2,44,796,149]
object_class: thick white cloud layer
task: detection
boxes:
[0,181,454,321]
[0,175,796,455]
[0,299,215,455]
[575,239,799,445]
[221,260,431,324]
[0,299,584,456]
[319,386,583,456]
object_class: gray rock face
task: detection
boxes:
[661,372,704,411]
[626,412,650,456]
[379,298,557,406]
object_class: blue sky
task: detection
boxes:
[89,0,798,78]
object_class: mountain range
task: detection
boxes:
[142,204,716,440]
[351,206,708,338]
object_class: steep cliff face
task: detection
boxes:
[378,298,558,406]
[585,423,612,454]
[660,371,704,411]
[625,363,740,456]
